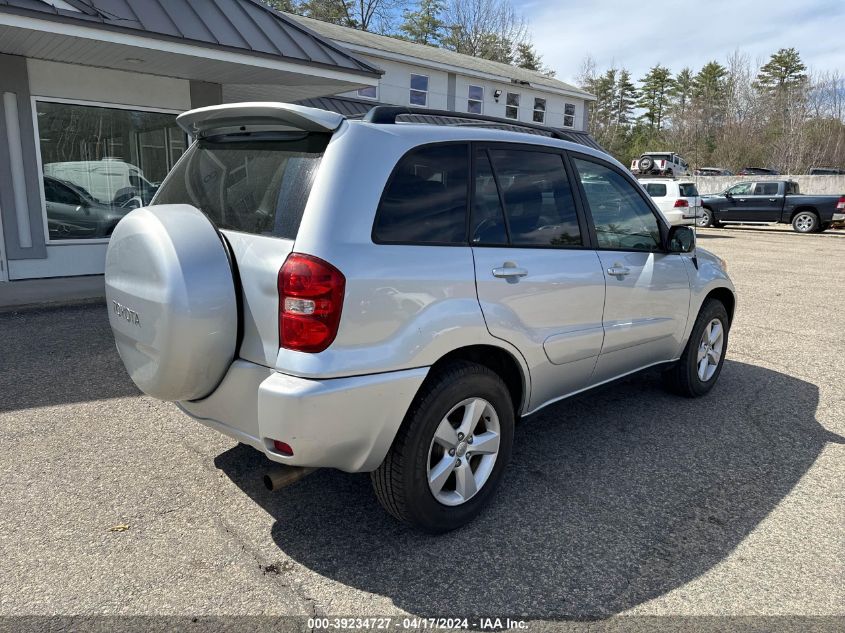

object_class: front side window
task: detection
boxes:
[357,85,378,99]
[572,156,661,252]
[506,93,520,119]
[410,74,429,106]
[472,148,582,247]
[726,182,753,196]
[373,144,469,244]
[154,133,328,239]
[35,100,185,240]
[468,85,483,114]
[564,103,576,127]
[533,98,546,123]
[644,183,667,197]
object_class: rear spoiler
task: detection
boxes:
[177,102,344,137]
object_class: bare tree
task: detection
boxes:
[440,0,529,64]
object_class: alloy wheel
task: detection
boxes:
[427,398,501,506]
[697,318,724,381]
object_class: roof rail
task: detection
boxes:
[361,106,604,151]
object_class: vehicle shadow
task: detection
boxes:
[214,360,841,619]
[0,304,140,413]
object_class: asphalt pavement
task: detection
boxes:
[0,225,843,628]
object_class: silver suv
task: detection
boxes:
[105,103,736,533]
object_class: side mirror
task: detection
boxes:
[668,225,695,253]
[724,192,733,199]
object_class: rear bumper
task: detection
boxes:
[179,360,429,472]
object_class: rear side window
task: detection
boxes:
[754,182,778,195]
[373,144,469,244]
[678,183,699,197]
[154,133,328,239]
[786,181,800,195]
[644,183,667,197]
[480,149,582,247]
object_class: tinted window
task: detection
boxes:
[154,134,327,239]
[644,183,667,197]
[44,178,81,205]
[488,149,581,247]
[754,182,779,196]
[572,157,661,252]
[786,181,800,195]
[471,150,508,245]
[678,183,699,197]
[374,144,469,244]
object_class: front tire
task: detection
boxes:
[371,361,514,533]
[792,211,819,233]
[698,208,721,228]
[663,299,729,397]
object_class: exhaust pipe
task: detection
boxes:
[263,465,317,492]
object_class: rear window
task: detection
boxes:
[153,133,328,239]
[644,183,667,197]
[373,144,469,244]
[678,183,699,197]
[786,181,800,195]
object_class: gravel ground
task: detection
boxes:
[0,225,843,628]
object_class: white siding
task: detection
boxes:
[339,53,589,131]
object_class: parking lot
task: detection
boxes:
[1,225,843,626]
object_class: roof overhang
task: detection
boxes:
[322,40,596,102]
[0,10,379,102]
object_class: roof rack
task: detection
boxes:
[361,106,604,151]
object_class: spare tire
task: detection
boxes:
[638,156,654,172]
[105,205,238,401]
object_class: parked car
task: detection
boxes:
[631,152,690,177]
[104,103,736,533]
[639,178,703,225]
[700,180,845,232]
[43,175,133,239]
[808,167,845,175]
[694,167,734,176]
[737,167,779,176]
[43,159,158,208]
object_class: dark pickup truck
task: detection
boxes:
[700,180,845,233]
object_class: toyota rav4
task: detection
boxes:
[105,103,736,533]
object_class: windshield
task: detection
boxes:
[154,133,329,239]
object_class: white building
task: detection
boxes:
[288,13,596,136]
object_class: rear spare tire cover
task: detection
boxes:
[639,156,654,171]
[105,205,238,401]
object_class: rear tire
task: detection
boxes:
[792,211,819,233]
[371,361,514,533]
[698,207,721,228]
[663,299,729,398]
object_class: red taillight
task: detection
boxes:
[837,196,845,210]
[674,198,690,208]
[278,253,345,353]
[272,440,293,456]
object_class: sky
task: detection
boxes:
[522,0,845,86]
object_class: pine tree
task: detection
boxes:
[637,65,674,131]
[670,67,694,117]
[614,69,638,126]
[755,47,807,93]
[297,0,352,26]
[399,0,446,45]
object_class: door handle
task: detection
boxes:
[738,198,746,202]
[768,198,777,202]
[492,264,528,279]
[607,265,631,277]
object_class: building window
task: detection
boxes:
[467,85,483,114]
[505,92,520,119]
[357,85,378,100]
[533,97,546,123]
[34,100,185,241]
[564,103,576,127]
[410,74,429,106]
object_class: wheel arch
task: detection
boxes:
[790,206,820,221]
[704,286,736,324]
[427,344,529,418]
